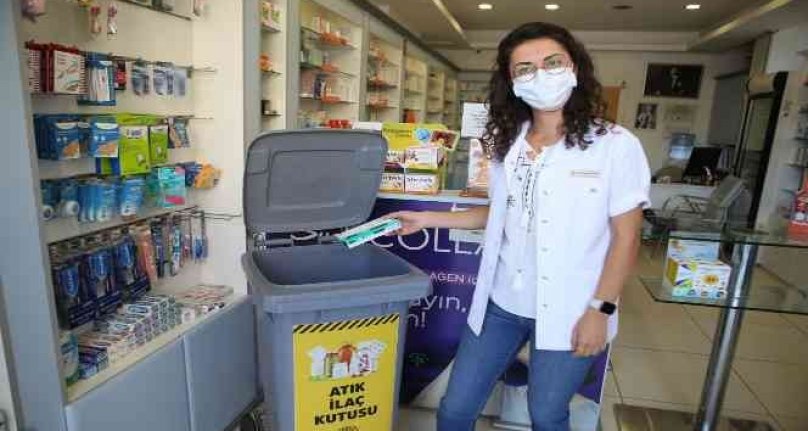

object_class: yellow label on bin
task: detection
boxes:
[293,314,400,431]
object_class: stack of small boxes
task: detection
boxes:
[76,294,181,380]
[665,238,732,299]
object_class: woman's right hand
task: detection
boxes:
[385,211,432,236]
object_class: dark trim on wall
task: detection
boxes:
[349,0,459,71]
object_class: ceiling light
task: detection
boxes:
[477,3,493,10]
[685,4,701,10]
[545,4,560,10]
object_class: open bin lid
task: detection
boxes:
[244,129,387,233]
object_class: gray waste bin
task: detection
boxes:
[242,129,431,431]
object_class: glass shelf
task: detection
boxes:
[642,217,808,249]
[640,277,808,316]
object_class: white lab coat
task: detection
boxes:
[467,124,651,350]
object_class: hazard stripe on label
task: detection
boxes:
[293,313,399,333]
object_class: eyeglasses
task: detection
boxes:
[512,54,572,82]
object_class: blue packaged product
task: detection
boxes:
[151,221,166,278]
[78,346,109,371]
[51,121,82,160]
[89,120,120,158]
[114,236,151,301]
[85,248,122,315]
[77,180,97,223]
[78,362,98,380]
[60,332,80,386]
[119,177,145,218]
[41,181,59,220]
[80,55,116,107]
[171,221,181,275]
[98,181,117,222]
[78,121,91,156]
[57,180,80,219]
[53,259,97,329]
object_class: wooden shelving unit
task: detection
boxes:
[426,70,446,124]
[298,0,363,128]
[402,55,428,123]
[260,0,288,131]
[365,34,403,122]
[444,77,459,129]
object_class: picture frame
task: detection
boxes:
[643,64,703,98]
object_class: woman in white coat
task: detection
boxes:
[389,22,650,431]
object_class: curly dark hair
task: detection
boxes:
[483,22,608,161]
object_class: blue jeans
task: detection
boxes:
[437,302,596,431]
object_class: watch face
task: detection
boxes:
[600,301,617,315]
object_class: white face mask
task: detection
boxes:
[512,67,577,111]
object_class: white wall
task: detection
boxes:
[755,25,808,288]
[0,328,17,431]
[443,48,749,171]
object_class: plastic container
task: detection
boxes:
[242,130,431,431]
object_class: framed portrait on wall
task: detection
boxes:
[643,64,704,98]
[634,103,657,130]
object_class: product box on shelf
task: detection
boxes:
[97,125,151,176]
[149,125,169,165]
[464,138,490,197]
[665,257,731,298]
[380,171,405,193]
[405,170,441,194]
[666,238,720,261]
[380,123,457,195]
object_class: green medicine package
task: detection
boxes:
[96,125,151,176]
[336,218,402,249]
[149,125,169,165]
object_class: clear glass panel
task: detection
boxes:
[641,277,808,315]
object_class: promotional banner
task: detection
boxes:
[293,314,401,431]
[371,198,609,417]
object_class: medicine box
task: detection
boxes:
[665,257,731,299]
[405,171,440,194]
[666,238,720,260]
[380,172,405,193]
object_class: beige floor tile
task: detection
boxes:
[616,307,712,354]
[686,306,793,331]
[734,360,808,420]
[619,397,775,422]
[397,407,497,431]
[684,307,808,365]
[783,314,808,335]
[604,370,620,398]
[610,347,766,414]
[774,416,808,431]
[598,396,621,431]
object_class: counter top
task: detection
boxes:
[377,190,489,205]
[377,184,715,209]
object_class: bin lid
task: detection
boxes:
[244,129,387,233]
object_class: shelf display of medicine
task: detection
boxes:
[663,238,732,298]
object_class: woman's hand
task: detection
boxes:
[385,211,432,236]
[571,309,607,357]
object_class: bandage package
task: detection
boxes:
[665,257,732,299]
[666,238,720,261]
[336,218,402,249]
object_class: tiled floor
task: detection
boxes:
[398,247,808,430]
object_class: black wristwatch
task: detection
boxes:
[589,299,617,315]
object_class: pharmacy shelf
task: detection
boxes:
[261,22,282,33]
[66,294,248,403]
[299,62,357,78]
[38,147,196,181]
[45,202,197,244]
[368,53,398,67]
[640,277,808,315]
[119,0,192,21]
